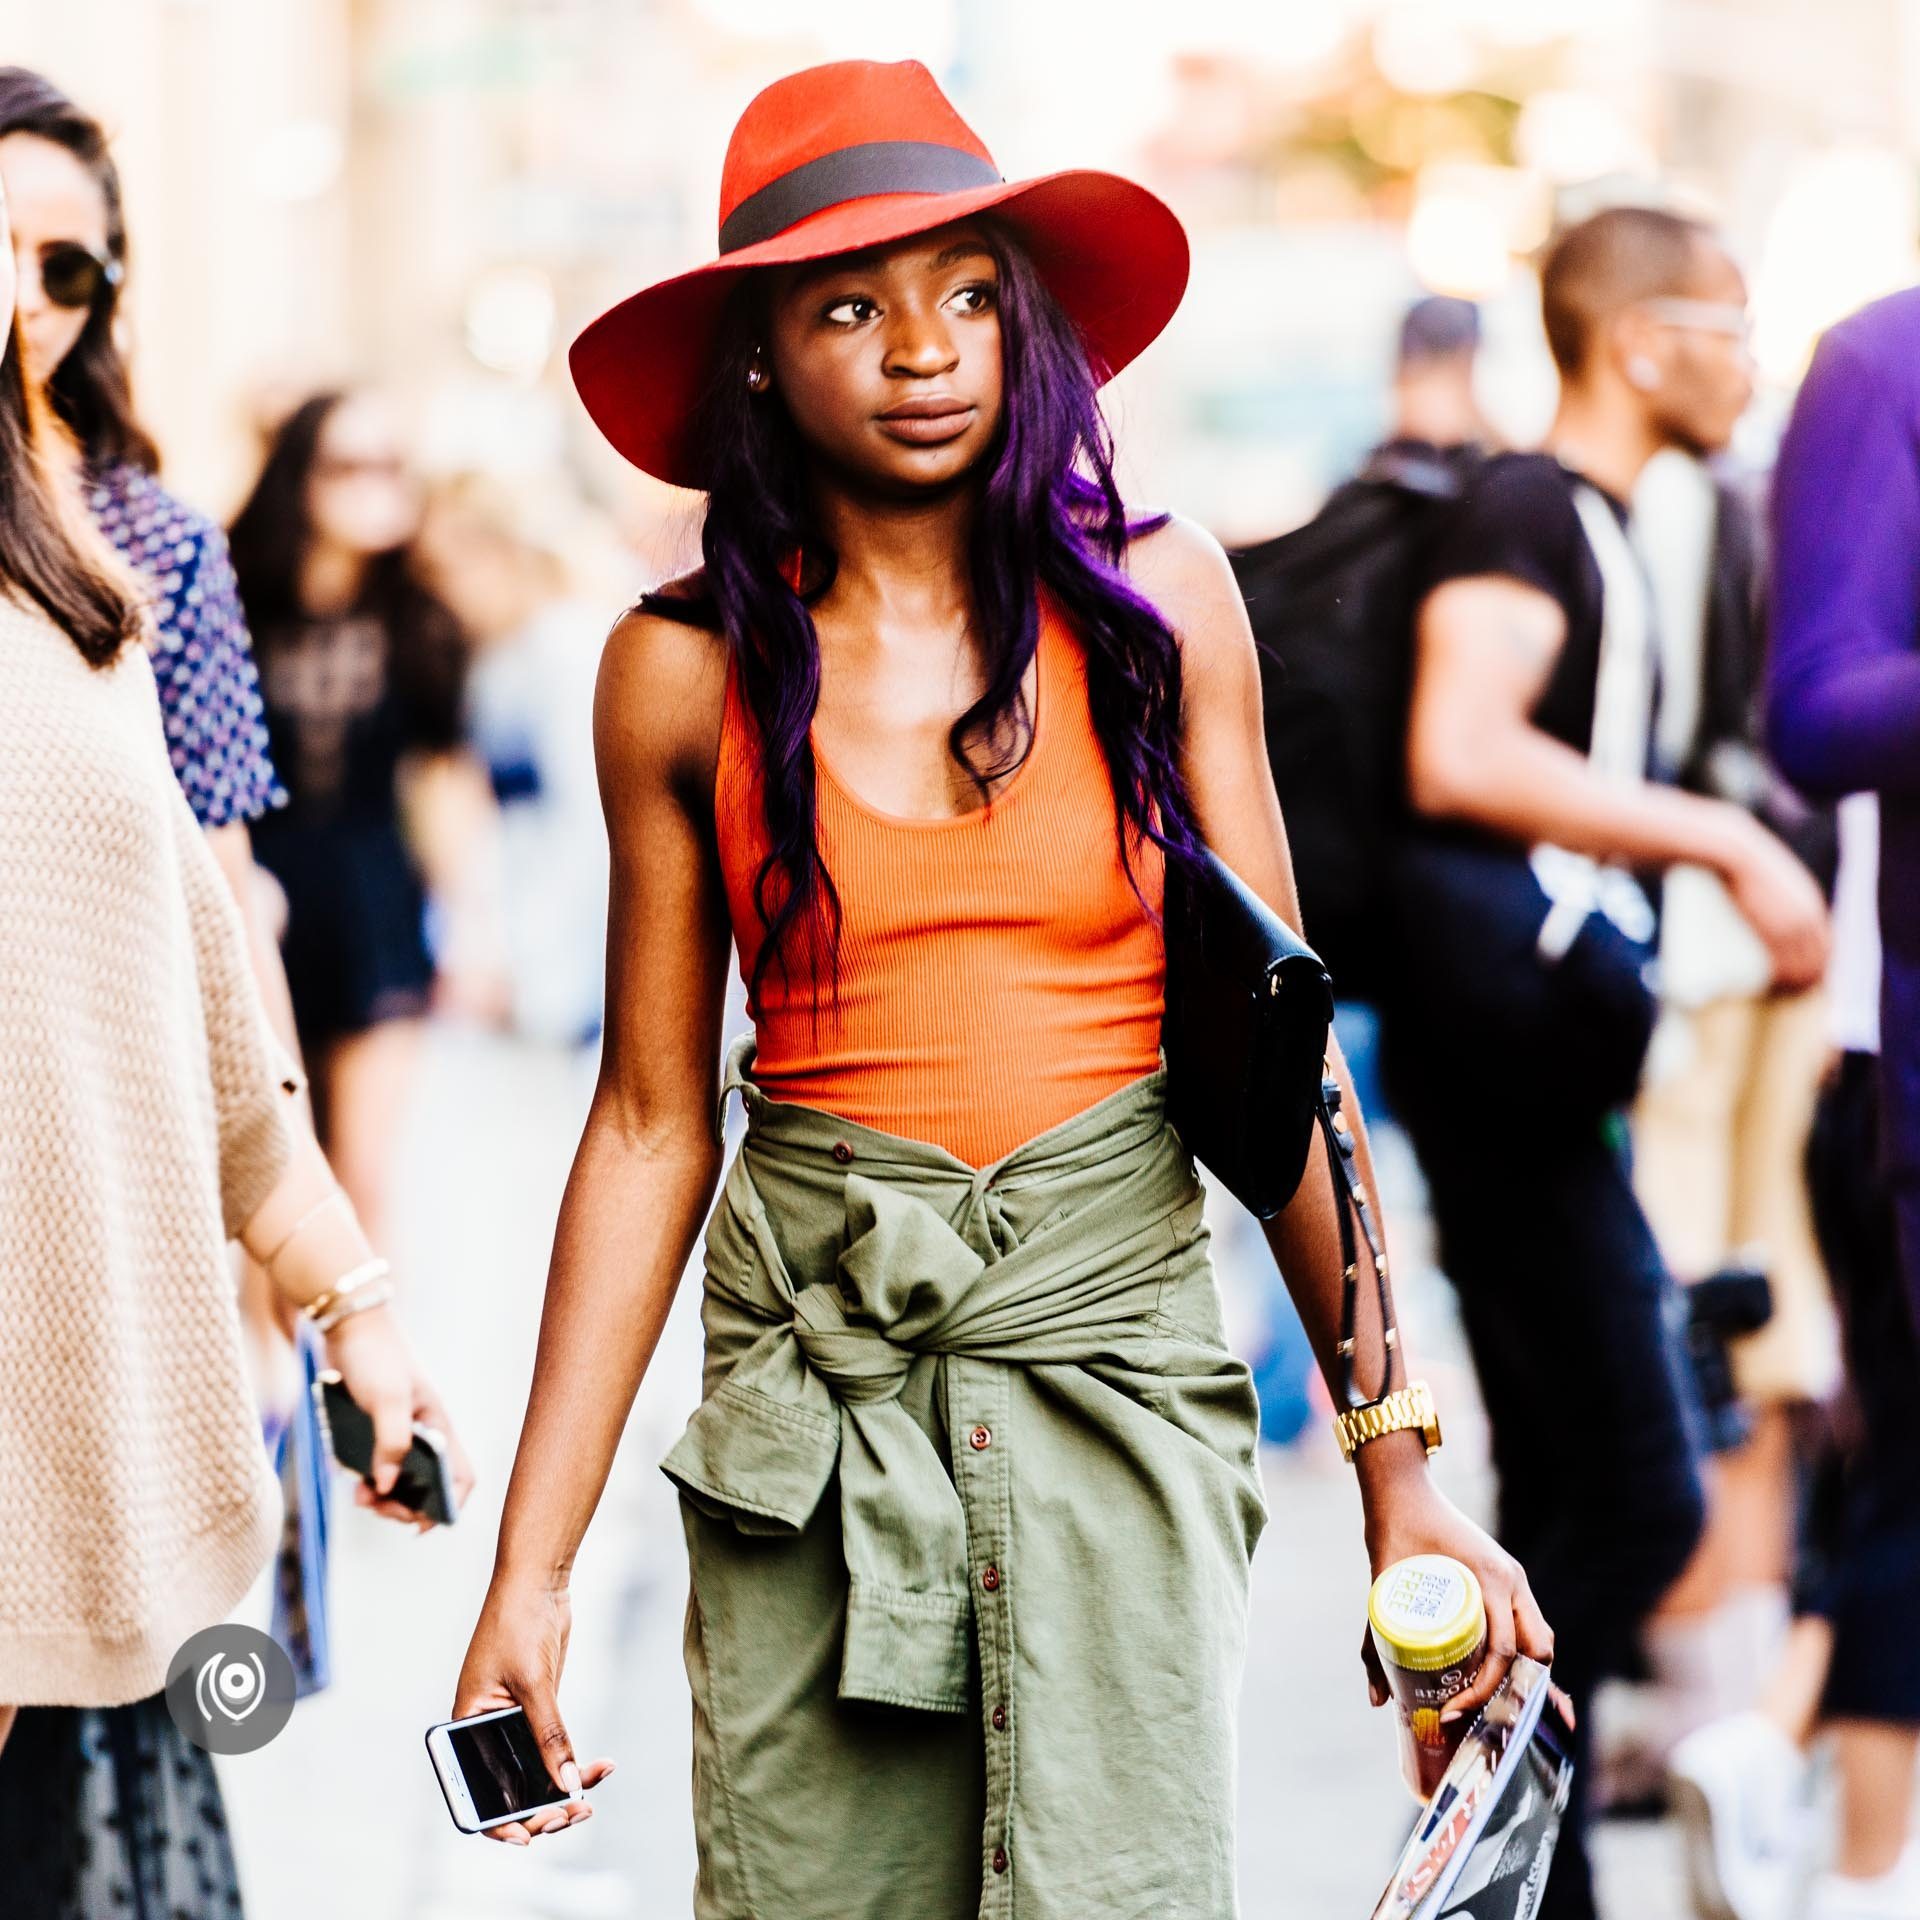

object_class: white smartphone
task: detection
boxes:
[424,1705,583,1833]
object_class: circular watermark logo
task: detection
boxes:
[163,1624,297,1755]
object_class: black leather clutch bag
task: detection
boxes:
[1163,849,1336,1219]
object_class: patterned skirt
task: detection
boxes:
[0,1690,246,1918]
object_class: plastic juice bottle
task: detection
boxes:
[1368,1554,1489,1800]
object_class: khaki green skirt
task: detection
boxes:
[664,1043,1269,1919]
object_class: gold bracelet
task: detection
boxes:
[301,1258,393,1332]
[309,1277,397,1335]
[262,1187,359,1274]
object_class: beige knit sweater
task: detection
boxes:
[0,592,297,1707]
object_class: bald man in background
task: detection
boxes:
[1379,206,1828,1919]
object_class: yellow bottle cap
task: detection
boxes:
[1368,1555,1486,1672]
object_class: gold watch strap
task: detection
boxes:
[1332,1379,1442,1464]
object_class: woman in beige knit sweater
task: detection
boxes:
[0,189,472,1909]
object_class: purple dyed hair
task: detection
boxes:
[690,220,1203,1002]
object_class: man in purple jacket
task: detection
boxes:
[1768,287,1920,1916]
[1771,291,1920,1295]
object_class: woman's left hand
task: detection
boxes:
[1355,1437,1559,1728]
[324,1305,478,1530]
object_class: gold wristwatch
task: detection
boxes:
[1333,1379,1442,1464]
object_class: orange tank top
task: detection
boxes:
[713,599,1166,1167]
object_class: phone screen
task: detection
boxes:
[447,1711,568,1823]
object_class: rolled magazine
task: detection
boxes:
[1370,1656,1575,1920]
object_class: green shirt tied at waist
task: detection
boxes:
[667,1036,1270,1920]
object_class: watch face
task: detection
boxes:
[1336,1384,1442,1462]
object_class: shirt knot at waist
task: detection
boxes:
[662,1084,1203,1715]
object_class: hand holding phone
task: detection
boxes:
[425,1704,616,1840]
[313,1370,460,1525]
[447,1580,615,1844]
[310,1307,474,1528]
[426,1706,586,1833]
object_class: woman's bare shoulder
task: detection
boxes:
[1122,512,1257,679]
[595,576,731,810]
[1123,513,1238,613]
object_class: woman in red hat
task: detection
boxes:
[453,59,1551,1915]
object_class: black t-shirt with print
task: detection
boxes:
[1387,453,1655,1110]
[1419,449,1631,756]
[254,606,467,830]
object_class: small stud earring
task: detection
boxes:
[746,353,770,394]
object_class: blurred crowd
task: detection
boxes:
[1238,211,1919,1919]
[0,38,1917,1920]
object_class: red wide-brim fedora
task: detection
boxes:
[569,59,1190,490]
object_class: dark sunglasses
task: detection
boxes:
[38,240,123,311]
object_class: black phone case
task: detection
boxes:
[313,1372,458,1524]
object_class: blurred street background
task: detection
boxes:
[8,0,1919,556]
[7,0,1920,1913]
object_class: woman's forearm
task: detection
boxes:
[1417,711,1751,876]
[1259,1043,1440,1520]
[238,1122,369,1302]
[1257,1037,1402,1406]
[490,1108,723,1591]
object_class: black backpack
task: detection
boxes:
[1229,441,1478,1002]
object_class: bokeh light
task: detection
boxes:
[1751,146,1920,382]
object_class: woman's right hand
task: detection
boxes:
[452,1577,615,1845]
[324,1305,477,1527]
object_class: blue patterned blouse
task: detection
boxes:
[85,461,287,829]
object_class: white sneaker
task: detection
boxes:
[1804,1849,1920,1919]
[1667,1710,1812,1920]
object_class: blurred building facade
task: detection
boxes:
[4,0,1918,549]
